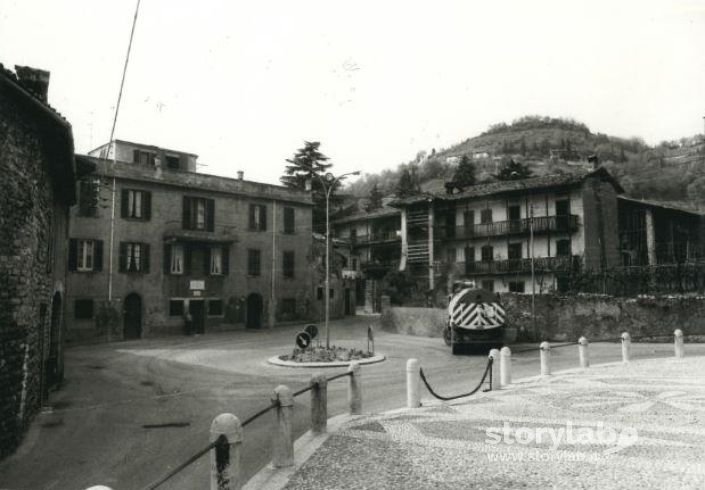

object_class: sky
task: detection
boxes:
[2,0,704,185]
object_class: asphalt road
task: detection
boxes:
[1,317,701,490]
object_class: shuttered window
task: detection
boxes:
[183,196,215,231]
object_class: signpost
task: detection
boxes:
[367,325,374,354]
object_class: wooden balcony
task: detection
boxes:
[457,255,580,275]
[436,215,579,240]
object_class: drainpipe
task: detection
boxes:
[269,200,277,328]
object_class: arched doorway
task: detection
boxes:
[246,293,263,329]
[123,293,142,340]
[47,292,62,387]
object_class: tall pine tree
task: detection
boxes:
[281,141,334,232]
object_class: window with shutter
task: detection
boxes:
[249,204,267,231]
[481,245,494,262]
[283,207,295,234]
[183,196,213,231]
[248,249,261,276]
[283,251,295,278]
[210,246,223,275]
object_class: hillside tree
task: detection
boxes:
[495,158,533,181]
[366,183,384,212]
[395,167,420,197]
[452,155,476,187]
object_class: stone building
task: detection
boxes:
[0,65,78,458]
[66,140,316,342]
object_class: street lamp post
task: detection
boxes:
[311,170,360,349]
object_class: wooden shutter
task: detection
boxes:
[118,242,127,272]
[249,205,255,230]
[284,207,295,233]
[121,190,129,218]
[184,246,192,275]
[163,244,172,274]
[206,199,215,232]
[68,239,78,271]
[204,247,211,275]
[143,192,152,220]
[260,205,267,231]
[133,149,140,163]
[142,243,150,272]
[182,197,191,229]
[94,240,104,271]
[222,246,230,275]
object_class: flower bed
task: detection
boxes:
[279,345,375,363]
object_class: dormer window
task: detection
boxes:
[166,155,180,170]
[133,149,155,166]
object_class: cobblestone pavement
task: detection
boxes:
[282,357,705,489]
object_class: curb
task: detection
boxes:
[243,413,355,490]
[267,353,386,368]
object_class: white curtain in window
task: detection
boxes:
[129,191,142,218]
[127,243,141,271]
[210,246,222,274]
[195,200,206,229]
[79,240,94,270]
[171,244,184,274]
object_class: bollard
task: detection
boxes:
[578,336,589,368]
[210,413,243,490]
[272,385,294,468]
[406,358,421,408]
[621,332,631,363]
[310,374,328,433]
[488,349,500,390]
[540,341,551,376]
[499,346,512,387]
[348,362,362,415]
[674,329,685,358]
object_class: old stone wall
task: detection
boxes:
[500,293,705,341]
[0,88,58,458]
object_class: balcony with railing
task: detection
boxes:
[435,215,579,240]
[454,255,580,275]
[351,230,401,246]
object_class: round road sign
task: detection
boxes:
[304,324,319,339]
[295,331,311,349]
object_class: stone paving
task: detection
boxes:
[281,357,705,489]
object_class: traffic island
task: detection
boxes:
[268,347,385,368]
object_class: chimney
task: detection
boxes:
[237,170,244,180]
[14,65,50,103]
[587,154,599,170]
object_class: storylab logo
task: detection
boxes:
[486,422,638,455]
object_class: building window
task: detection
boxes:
[249,204,267,231]
[317,287,324,300]
[481,245,494,262]
[208,299,223,316]
[69,239,103,272]
[556,239,571,257]
[133,149,155,166]
[508,243,523,260]
[508,281,525,293]
[480,209,493,224]
[281,298,296,316]
[121,189,151,220]
[166,155,180,170]
[119,242,150,272]
[283,251,295,278]
[248,249,261,276]
[329,288,335,299]
[170,244,184,274]
[481,280,495,292]
[78,178,99,217]
[169,299,184,316]
[183,196,215,231]
[210,246,223,275]
[283,207,295,234]
[74,299,95,319]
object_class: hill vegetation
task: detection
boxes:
[346,115,705,211]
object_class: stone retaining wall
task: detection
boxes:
[380,293,705,342]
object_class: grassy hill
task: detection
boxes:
[347,116,705,211]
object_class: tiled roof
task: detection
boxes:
[389,167,623,207]
[0,63,70,127]
[78,155,313,206]
[618,195,705,217]
[331,205,400,225]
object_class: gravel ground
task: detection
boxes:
[282,356,705,490]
